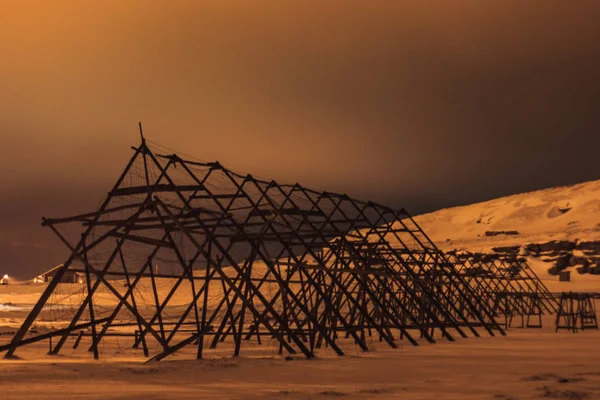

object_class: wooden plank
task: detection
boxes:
[0,318,111,353]
[42,201,151,226]
[108,232,175,249]
[111,184,204,196]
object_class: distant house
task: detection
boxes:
[35,264,85,284]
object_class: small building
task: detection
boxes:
[35,264,85,284]
[559,271,571,282]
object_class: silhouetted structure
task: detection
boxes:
[559,271,571,282]
[37,264,84,284]
[447,251,558,329]
[555,292,599,332]
[1,134,507,361]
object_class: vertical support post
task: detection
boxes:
[197,241,212,359]
[83,236,99,360]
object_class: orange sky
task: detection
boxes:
[1,1,600,276]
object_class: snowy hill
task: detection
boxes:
[414,178,600,289]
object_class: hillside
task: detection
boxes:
[414,178,600,282]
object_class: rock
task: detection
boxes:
[548,254,572,275]
[492,245,521,254]
[547,206,572,218]
[570,256,590,267]
[526,240,576,257]
[485,230,519,237]
[524,243,540,255]
[540,240,577,252]
[576,240,600,253]
[589,264,600,275]
[576,265,589,274]
[451,237,600,276]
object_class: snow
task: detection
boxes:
[414,178,600,252]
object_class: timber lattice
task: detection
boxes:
[2,136,560,361]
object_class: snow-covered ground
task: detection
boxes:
[0,181,599,399]
[1,321,599,400]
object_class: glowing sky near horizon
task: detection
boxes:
[1,1,599,277]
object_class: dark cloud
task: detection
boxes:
[1,1,599,277]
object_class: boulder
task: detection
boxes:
[576,240,600,254]
[491,245,521,254]
[485,230,519,237]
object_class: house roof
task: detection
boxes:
[37,264,86,278]
[37,264,65,277]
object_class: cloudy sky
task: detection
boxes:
[1,1,599,277]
